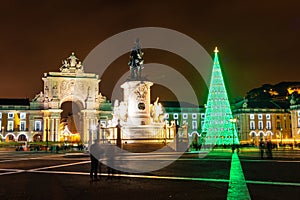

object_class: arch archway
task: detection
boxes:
[5,133,16,142]
[249,131,257,137]
[17,134,27,141]
[33,133,42,142]
[60,100,84,142]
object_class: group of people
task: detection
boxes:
[89,142,116,182]
[259,139,273,159]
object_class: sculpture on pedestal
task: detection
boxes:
[128,39,144,79]
[60,52,84,73]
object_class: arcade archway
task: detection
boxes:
[60,100,83,143]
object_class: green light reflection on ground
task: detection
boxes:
[227,151,251,200]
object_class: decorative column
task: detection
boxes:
[46,109,62,142]
[81,109,97,144]
[55,118,60,141]
[42,111,50,142]
[51,118,55,141]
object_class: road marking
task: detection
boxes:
[30,170,230,183]
[227,152,251,200]
[0,170,25,176]
[246,180,300,187]
[27,169,300,187]
[0,154,66,163]
[1,162,300,188]
[0,168,24,171]
[28,160,90,171]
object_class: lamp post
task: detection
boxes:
[1,126,4,142]
[46,129,49,152]
[280,127,283,145]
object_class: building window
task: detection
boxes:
[258,121,263,130]
[0,121,1,131]
[298,111,300,117]
[250,114,254,120]
[192,120,197,130]
[7,121,14,131]
[192,113,197,119]
[277,115,280,120]
[20,121,26,131]
[266,121,271,130]
[258,114,263,120]
[250,121,255,130]
[20,112,26,119]
[266,114,270,120]
[277,121,281,129]
[8,112,14,119]
[298,118,300,128]
[0,112,2,119]
[201,114,205,119]
[183,113,188,119]
[100,121,106,127]
[173,113,178,120]
[34,121,42,131]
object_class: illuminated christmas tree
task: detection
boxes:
[201,47,239,145]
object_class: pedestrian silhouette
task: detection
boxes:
[259,139,265,159]
[266,140,273,159]
[89,142,100,181]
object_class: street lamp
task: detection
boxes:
[280,127,283,145]
[1,126,4,142]
[46,129,49,152]
[230,118,237,145]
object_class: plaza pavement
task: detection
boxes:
[0,148,299,199]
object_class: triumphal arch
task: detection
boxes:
[31,53,103,144]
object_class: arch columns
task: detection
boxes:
[81,109,97,144]
[42,109,62,142]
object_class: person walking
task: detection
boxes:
[90,143,100,181]
[259,139,265,159]
[266,140,273,159]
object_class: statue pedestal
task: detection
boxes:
[121,80,153,126]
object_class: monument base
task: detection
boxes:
[122,124,165,142]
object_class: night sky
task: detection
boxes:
[0,0,299,104]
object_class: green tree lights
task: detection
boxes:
[201,47,239,145]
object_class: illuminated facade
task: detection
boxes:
[0,99,32,142]
[289,104,300,142]
[0,53,104,144]
[0,48,299,148]
[233,107,292,145]
[163,102,205,137]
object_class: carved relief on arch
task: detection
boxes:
[67,80,75,94]
[60,80,76,96]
